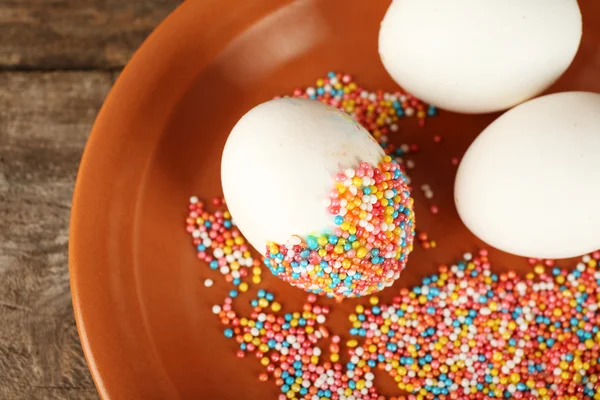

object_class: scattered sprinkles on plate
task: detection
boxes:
[264,155,415,298]
[183,73,600,399]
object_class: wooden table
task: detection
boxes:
[0,2,179,398]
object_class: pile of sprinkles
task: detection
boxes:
[264,155,416,298]
[183,73,600,399]
[348,250,600,399]
[186,199,600,400]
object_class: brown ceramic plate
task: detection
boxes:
[69,0,600,399]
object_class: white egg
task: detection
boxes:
[378,0,582,114]
[221,98,416,297]
[221,97,384,253]
[455,92,600,259]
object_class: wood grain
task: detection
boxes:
[0,72,113,399]
[0,0,178,69]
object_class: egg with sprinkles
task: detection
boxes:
[221,98,415,298]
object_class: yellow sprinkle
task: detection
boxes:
[271,302,281,312]
[346,339,358,348]
[534,265,545,275]
[356,247,368,258]
[317,236,328,246]
[369,296,379,305]
[525,272,535,280]
[330,353,339,362]
[252,276,261,284]
[553,308,563,317]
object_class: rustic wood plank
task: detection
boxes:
[0,0,179,69]
[0,71,113,399]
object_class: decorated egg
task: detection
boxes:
[378,0,582,114]
[455,92,600,259]
[221,98,415,297]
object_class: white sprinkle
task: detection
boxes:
[204,278,214,288]
[344,168,355,178]
[213,248,224,258]
[189,196,199,204]
[288,235,302,246]
[211,305,221,314]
